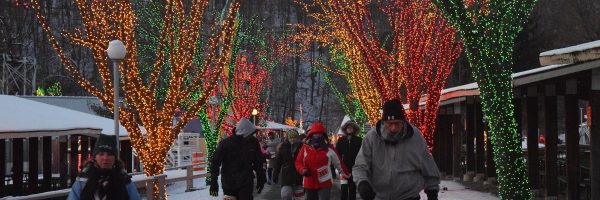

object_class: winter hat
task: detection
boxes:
[286,129,300,138]
[235,118,258,138]
[93,134,118,156]
[307,122,326,137]
[382,99,406,121]
[341,121,360,135]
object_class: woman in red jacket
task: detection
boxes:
[296,122,350,200]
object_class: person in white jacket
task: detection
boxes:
[353,99,440,200]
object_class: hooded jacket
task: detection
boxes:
[211,119,266,190]
[352,120,440,200]
[295,142,350,189]
[336,121,362,174]
[273,140,303,186]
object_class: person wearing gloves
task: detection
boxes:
[353,99,440,200]
[336,121,362,200]
[296,122,350,200]
[273,129,304,200]
[67,134,141,200]
[210,118,267,200]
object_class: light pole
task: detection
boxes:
[252,109,258,126]
[208,95,222,135]
[107,40,126,158]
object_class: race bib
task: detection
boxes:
[317,165,332,183]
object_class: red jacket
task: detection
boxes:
[295,144,350,189]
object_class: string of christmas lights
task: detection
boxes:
[430,0,536,198]
[318,0,463,150]
[32,1,241,198]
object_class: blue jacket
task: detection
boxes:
[67,179,141,200]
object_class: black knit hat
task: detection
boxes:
[93,134,118,156]
[382,99,406,121]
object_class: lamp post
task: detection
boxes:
[208,95,222,134]
[252,109,258,125]
[107,40,126,157]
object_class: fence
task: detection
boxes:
[2,163,208,200]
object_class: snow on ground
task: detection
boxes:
[419,181,498,200]
[167,177,224,200]
[166,178,498,200]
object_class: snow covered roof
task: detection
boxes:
[258,121,298,130]
[20,96,103,115]
[435,57,600,104]
[0,95,130,139]
[540,40,600,56]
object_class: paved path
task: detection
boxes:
[255,179,360,200]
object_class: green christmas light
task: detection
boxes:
[430,0,537,199]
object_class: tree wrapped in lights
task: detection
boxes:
[294,1,382,125]
[429,0,536,198]
[221,54,271,134]
[32,0,240,196]
[310,0,462,149]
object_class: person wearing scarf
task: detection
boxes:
[67,134,141,200]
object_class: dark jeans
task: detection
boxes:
[267,168,273,182]
[306,187,331,200]
[223,181,254,200]
[340,178,356,200]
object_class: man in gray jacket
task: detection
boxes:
[353,99,440,200]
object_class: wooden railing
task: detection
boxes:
[3,163,209,200]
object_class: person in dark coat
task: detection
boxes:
[67,134,140,200]
[210,118,267,200]
[273,129,304,200]
[336,121,362,200]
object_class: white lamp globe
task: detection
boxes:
[107,40,127,60]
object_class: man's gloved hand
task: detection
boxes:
[209,178,219,197]
[358,181,375,200]
[301,169,311,177]
[425,189,439,200]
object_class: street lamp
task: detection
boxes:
[208,95,222,134]
[107,40,126,157]
[252,109,258,125]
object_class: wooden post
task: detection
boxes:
[485,125,496,178]
[591,69,600,200]
[475,101,486,177]
[186,165,193,191]
[42,136,52,192]
[0,139,5,197]
[158,174,166,198]
[69,135,78,184]
[466,99,476,174]
[565,79,579,200]
[434,115,443,171]
[12,138,24,196]
[120,140,133,173]
[80,137,89,169]
[59,136,68,188]
[527,88,540,190]
[28,137,39,194]
[146,178,155,200]
[452,113,462,179]
[445,114,454,176]
[545,84,559,199]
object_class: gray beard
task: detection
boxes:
[380,126,403,144]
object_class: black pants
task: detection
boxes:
[267,168,273,182]
[223,182,254,200]
[340,178,356,200]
